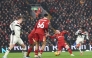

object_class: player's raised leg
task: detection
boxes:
[3,16,25,58]
[3,35,17,58]
[76,41,83,56]
[75,27,89,56]
[3,44,15,58]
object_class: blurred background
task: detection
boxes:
[0,0,92,51]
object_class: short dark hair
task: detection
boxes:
[81,27,85,30]
[44,14,48,17]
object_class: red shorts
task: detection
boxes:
[28,33,34,44]
[57,43,67,51]
[34,33,46,42]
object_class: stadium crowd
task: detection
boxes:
[0,0,92,49]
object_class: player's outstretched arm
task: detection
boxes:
[49,34,56,39]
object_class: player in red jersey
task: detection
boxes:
[50,30,74,56]
[26,29,35,58]
[34,14,50,58]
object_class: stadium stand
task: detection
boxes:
[0,0,92,48]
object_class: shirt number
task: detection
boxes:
[37,22,44,28]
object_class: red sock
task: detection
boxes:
[27,47,32,57]
[35,50,38,55]
[40,50,43,54]
[68,48,72,54]
[76,44,80,48]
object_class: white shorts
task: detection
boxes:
[10,35,24,45]
[76,38,84,44]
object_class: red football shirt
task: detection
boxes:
[28,28,35,39]
[50,30,68,44]
[34,18,50,35]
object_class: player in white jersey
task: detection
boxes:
[75,27,89,55]
[3,16,26,58]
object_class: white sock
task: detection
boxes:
[22,48,26,57]
[79,46,82,53]
[4,50,10,57]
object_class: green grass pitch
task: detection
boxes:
[0,51,92,58]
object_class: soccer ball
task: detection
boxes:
[54,51,60,56]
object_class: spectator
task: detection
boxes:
[0,0,92,48]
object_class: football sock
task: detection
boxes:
[79,46,82,53]
[26,47,32,57]
[40,50,43,54]
[35,50,38,55]
[4,48,11,57]
[68,48,72,54]
[76,44,79,48]
[22,48,26,57]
